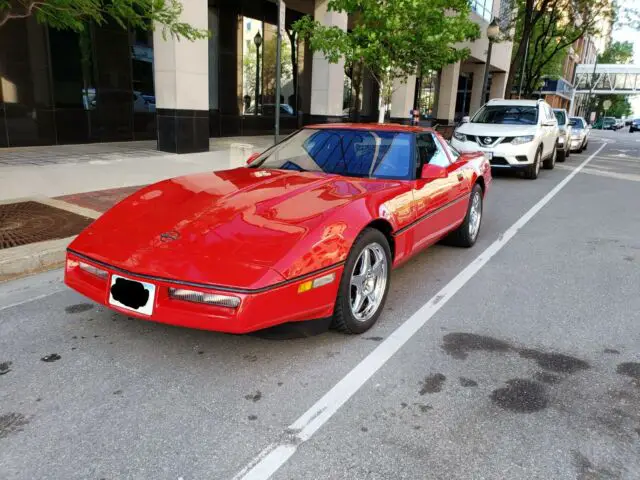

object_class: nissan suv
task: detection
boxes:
[452,99,559,179]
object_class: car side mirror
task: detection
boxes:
[246,152,261,165]
[542,120,556,127]
[420,164,448,180]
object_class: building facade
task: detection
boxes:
[0,0,512,151]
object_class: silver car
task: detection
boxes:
[569,117,590,152]
[553,108,571,162]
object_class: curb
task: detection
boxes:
[0,197,102,283]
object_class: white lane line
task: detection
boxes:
[233,142,608,480]
[0,289,65,312]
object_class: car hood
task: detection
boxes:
[457,123,538,137]
[69,168,368,290]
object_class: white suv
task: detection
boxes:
[452,99,559,179]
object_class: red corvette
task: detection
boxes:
[65,124,490,334]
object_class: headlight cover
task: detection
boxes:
[453,131,466,142]
[510,135,534,145]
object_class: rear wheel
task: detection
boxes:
[445,184,483,248]
[525,148,542,179]
[332,228,391,334]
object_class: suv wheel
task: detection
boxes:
[543,145,556,170]
[525,148,542,179]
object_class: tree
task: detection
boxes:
[294,0,480,123]
[0,0,209,40]
[592,41,635,120]
[504,0,615,97]
[598,41,634,64]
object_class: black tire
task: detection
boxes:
[543,145,556,170]
[557,148,566,162]
[582,141,587,152]
[444,184,483,248]
[332,228,391,334]
[566,147,570,158]
[524,148,542,179]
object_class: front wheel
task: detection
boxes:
[543,145,556,170]
[444,184,483,248]
[525,148,542,179]
[332,228,391,334]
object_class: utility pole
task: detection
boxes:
[274,0,285,143]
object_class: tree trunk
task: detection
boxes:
[505,23,532,97]
[377,84,386,123]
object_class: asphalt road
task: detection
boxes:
[1,128,639,480]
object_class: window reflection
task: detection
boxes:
[242,16,297,117]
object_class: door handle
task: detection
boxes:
[457,173,464,182]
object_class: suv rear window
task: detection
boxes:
[554,110,567,125]
[471,105,538,125]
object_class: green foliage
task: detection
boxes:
[293,0,479,118]
[506,0,616,96]
[0,0,209,40]
[598,41,634,64]
[597,95,632,118]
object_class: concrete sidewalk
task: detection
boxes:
[0,136,274,281]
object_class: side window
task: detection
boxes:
[416,134,450,169]
[443,141,460,162]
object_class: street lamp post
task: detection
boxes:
[254,31,262,116]
[481,18,500,105]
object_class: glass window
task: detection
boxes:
[471,105,539,125]
[416,134,450,168]
[553,110,567,125]
[253,128,414,180]
[443,141,460,162]
[471,0,494,21]
[570,117,585,128]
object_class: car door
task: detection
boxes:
[543,104,557,156]
[410,133,461,252]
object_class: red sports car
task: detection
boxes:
[65,124,490,334]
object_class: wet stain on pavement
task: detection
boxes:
[0,361,12,375]
[326,352,339,358]
[623,255,634,262]
[604,348,620,355]
[245,391,262,402]
[459,377,478,387]
[277,382,283,387]
[400,402,408,408]
[442,333,511,360]
[0,413,29,439]
[616,362,640,380]
[572,451,618,480]
[248,415,258,421]
[243,354,258,362]
[490,379,548,413]
[113,390,123,395]
[519,349,590,374]
[198,351,204,355]
[40,354,61,363]
[533,372,561,384]
[360,426,368,432]
[419,374,446,394]
[65,303,94,314]
[364,336,384,342]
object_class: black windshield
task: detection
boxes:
[471,105,539,125]
[252,129,414,180]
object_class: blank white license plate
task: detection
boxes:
[109,274,156,316]
[485,151,494,160]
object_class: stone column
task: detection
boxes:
[435,61,461,124]
[468,64,486,117]
[310,0,347,122]
[153,0,209,153]
[390,76,416,124]
[490,71,507,100]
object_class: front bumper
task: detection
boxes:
[64,251,342,333]
[451,137,538,169]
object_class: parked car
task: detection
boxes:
[569,117,590,152]
[452,98,559,180]
[615,118,625,130]
[65,124,491,335]
[630,118,640,133]
[603,117,617,130]
[553,108,572,162]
